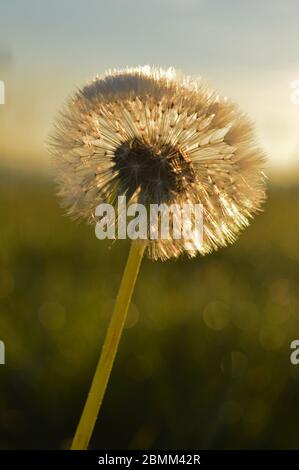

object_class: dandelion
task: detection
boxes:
[49,66,266,449]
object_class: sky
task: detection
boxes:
[0,0,299,174]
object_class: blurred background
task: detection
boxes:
[1,0,299,450]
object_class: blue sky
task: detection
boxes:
[1,0,299,171]
[1,0,299,71]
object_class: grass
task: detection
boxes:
[0,170,299,449]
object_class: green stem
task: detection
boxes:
[71,241,146,450]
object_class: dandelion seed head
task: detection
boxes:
[49,65,267,260]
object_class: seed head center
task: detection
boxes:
[113,139,195,203]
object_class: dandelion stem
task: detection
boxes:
[71,241,146,450]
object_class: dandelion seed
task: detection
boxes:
[50,66,266,261]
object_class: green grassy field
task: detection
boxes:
[0,171,299,449]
